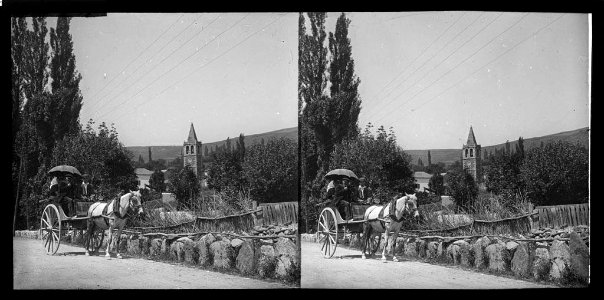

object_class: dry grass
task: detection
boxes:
[131,189,255,233]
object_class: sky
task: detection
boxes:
[62,13,297,147]
[324,12,590,150]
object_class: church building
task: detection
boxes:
[183,123,203,177]
[462,126,482,184]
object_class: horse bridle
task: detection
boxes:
[118,193,141,219]
[127,193,142,217]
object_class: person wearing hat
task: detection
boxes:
[332,178,354,221]
[357,177,373,204]
[81,174,94,201]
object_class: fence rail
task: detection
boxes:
[257,201,298,226]
[534,203,589,228]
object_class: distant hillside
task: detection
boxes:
[126,127,298,163]
[405,127,589,167]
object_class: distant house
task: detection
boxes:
[135,168,154,190]
[413,171,433,192]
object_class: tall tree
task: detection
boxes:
[225,137,232,153]
[49,17,83,140]
[515,136,525,160]
[138,154,144,165]
[427,150,432,166]
[299,12,328,193]
[237,133,246,159]
[11,17,28,152]
[328,12,361,139]
[147,147,152,163]
[204,145,209,157]
[301,12,363,182]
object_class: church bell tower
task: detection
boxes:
[462,126,482,183]
[183,123,202,177]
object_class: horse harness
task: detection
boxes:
[101,194,137,223]
[378,197,408,223]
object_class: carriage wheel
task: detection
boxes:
[40,204,62,255]
[90,229,105,253]
[317,208,338,258]
[366,233,381,256]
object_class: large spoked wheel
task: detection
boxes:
[317,207,338,258]
[366,233,381,256]
[40,204,62,255]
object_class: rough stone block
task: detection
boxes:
[198,234,216,267]
[473,236,491,269]
[150,238,162,257]
[210,240,235,269]
[511,242,532,278]
[257,245,277,278]
[236,240,256,275]
[485,242,510,272]
[140,236,150,256]
[427,241,439,259]
[547,240,569,281]
[569,232,589,283]
[447,244,461,264]
[127,237,141,256]
[533,247,551,281]
[183,239,199,264]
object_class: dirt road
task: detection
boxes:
[13,237,290,289]
[301,241,554,289]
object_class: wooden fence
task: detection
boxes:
[534,203,589,229]
[256,201,298,226]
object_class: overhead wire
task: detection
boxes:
[369,12,502,122]
[90,14,219,116]
[92,14,232,120]
[85,13,184,108]
[363,12,482,121]
[375,13,530,123]
[408,14,566,113]
[107,13,288,123]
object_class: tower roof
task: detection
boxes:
[466,126,478,146]
[186,123,198,144]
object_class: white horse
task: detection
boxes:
[84,191,144,258]
[361,193,419,261]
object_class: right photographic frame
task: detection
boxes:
[298,12,590,289]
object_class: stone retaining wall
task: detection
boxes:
[302,225,589,285]
[17,230,300,284]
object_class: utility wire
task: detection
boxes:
[376,13,530,122]
[86,14,184,106]
[369,12,465,104]
[408,14,565,113]
[96,14,253,121]
[107,13,288,123]
[92,16,226,119]
[88,16,209,113]
[370,12,501,122]
[364,12,480,121]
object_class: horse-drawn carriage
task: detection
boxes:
[316,169,381,258]
[39,165,143,258]
[317,202,381,258]
[40,199,104,255]
[40,165,103,255]
[316,169,420,260]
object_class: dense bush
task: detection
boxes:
[206,150,245,192]
[242,138,298,203]
[445,167,478,212]
[328,124,414,199]
[428,173,445,195]
[166,166,200,210]
[50,120,138,198]
[520,141,588,206]
[149,169,166,192]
